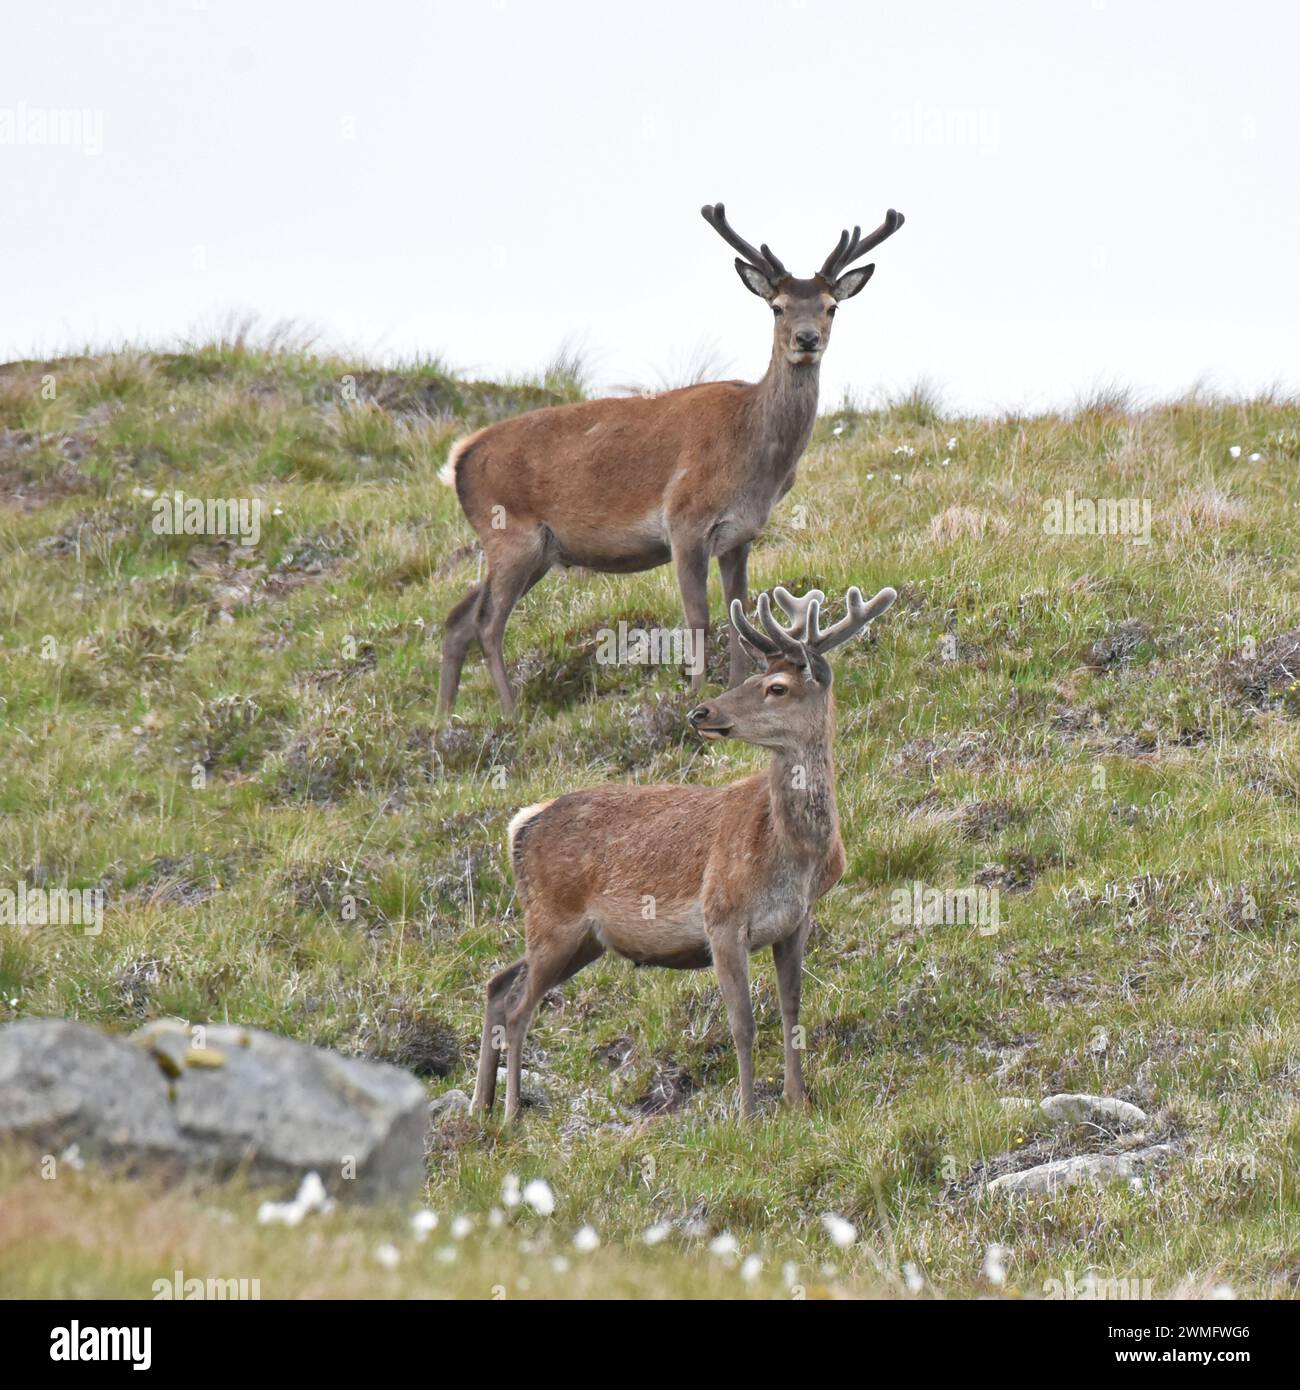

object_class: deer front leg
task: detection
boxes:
[717,543,750,689]
[709,928,756,1120]
[671,537,711,693]
[772,915,811,1110]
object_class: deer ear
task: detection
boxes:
[831,263,875,301]
[800,644,834,688]
[734,259,778,301]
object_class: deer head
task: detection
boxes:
[701,203,905,366]
[687,584,897,749]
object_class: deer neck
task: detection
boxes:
[749,350,821,476]
[765,716,839,858]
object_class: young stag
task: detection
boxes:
[472,583,898,1121]
[437,202,905,715]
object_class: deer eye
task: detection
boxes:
[772,305,784,316]
[766,683,788,697]
[827,305,837,317]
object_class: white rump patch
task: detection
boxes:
[437,432,480,489]
[507,799,555,857]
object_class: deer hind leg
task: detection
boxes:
[503,925,604,1122]
[717,543,751,689]
[478,537,552,717]
[437,582,486,715]
[709,927,757,1120]
[772,915,811,1110]
[671,537,711,693]
[471,956,528,1117]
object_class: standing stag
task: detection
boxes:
[437,202,905,714]
[472,583,898,1121]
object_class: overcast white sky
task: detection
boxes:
[3,0,1296,412]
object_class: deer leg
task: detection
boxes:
[710,929,757,1120]
[717,543,750,689]
[772,915,811,1110]
[479,542,551,717]
[437,582,486,715]
[471,956,527,1117]
[671,538,711,693]
[503,928,604,1122]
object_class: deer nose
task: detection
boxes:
[687,705,712,726]
[795,330,821,351]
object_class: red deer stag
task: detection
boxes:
[471,583,898,1121]
[437,203,904,715]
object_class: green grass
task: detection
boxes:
[1,340,1299,1298]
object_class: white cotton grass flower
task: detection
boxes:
[642,1221,672,1246]
[374,1242,401,1269]
[981,1243,1009,1287]
[1228,445,1242,458]
[522,1178,555,1216]
[832,422,844,437]
[487,1207,505,1229]
[501,1173,521,1209]
[410,1209,438,1241]
[551,1256,571,1274]
[946,436,958,449]
[572,1224,600,1253]
[892,473,902,482]
[782,1261,800,1290]
[903,1261,925,1294]
[939,457,951,467]
[436,1246,458,1263]
[821,1213,857,1249]
[256,1170,333,1227]
[866,472,875,481]
[450,1214,472,1240]
[1210,1283,1236,1300]
[708,1232,739,1259]
[740,1254,763,1283]
[1248,452,1261,462]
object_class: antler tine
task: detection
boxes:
[729,597,780,657]
[819,226,854,279]
[822,209,905,280]
[807,585,898,654]
[701,202,786,279]
[757,591,807,661]
[771,585,826,641]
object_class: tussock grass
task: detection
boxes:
[1,344,1299,1298]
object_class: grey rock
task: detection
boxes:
[495,1067,549,1108]
[0,1018,180,1165]
[429,1088,472,1122]
[0,1018,428,1202]
[1038,1093,1147,1130]
[987,1145,1172,1195]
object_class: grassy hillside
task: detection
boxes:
[1,336,1298,1299]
